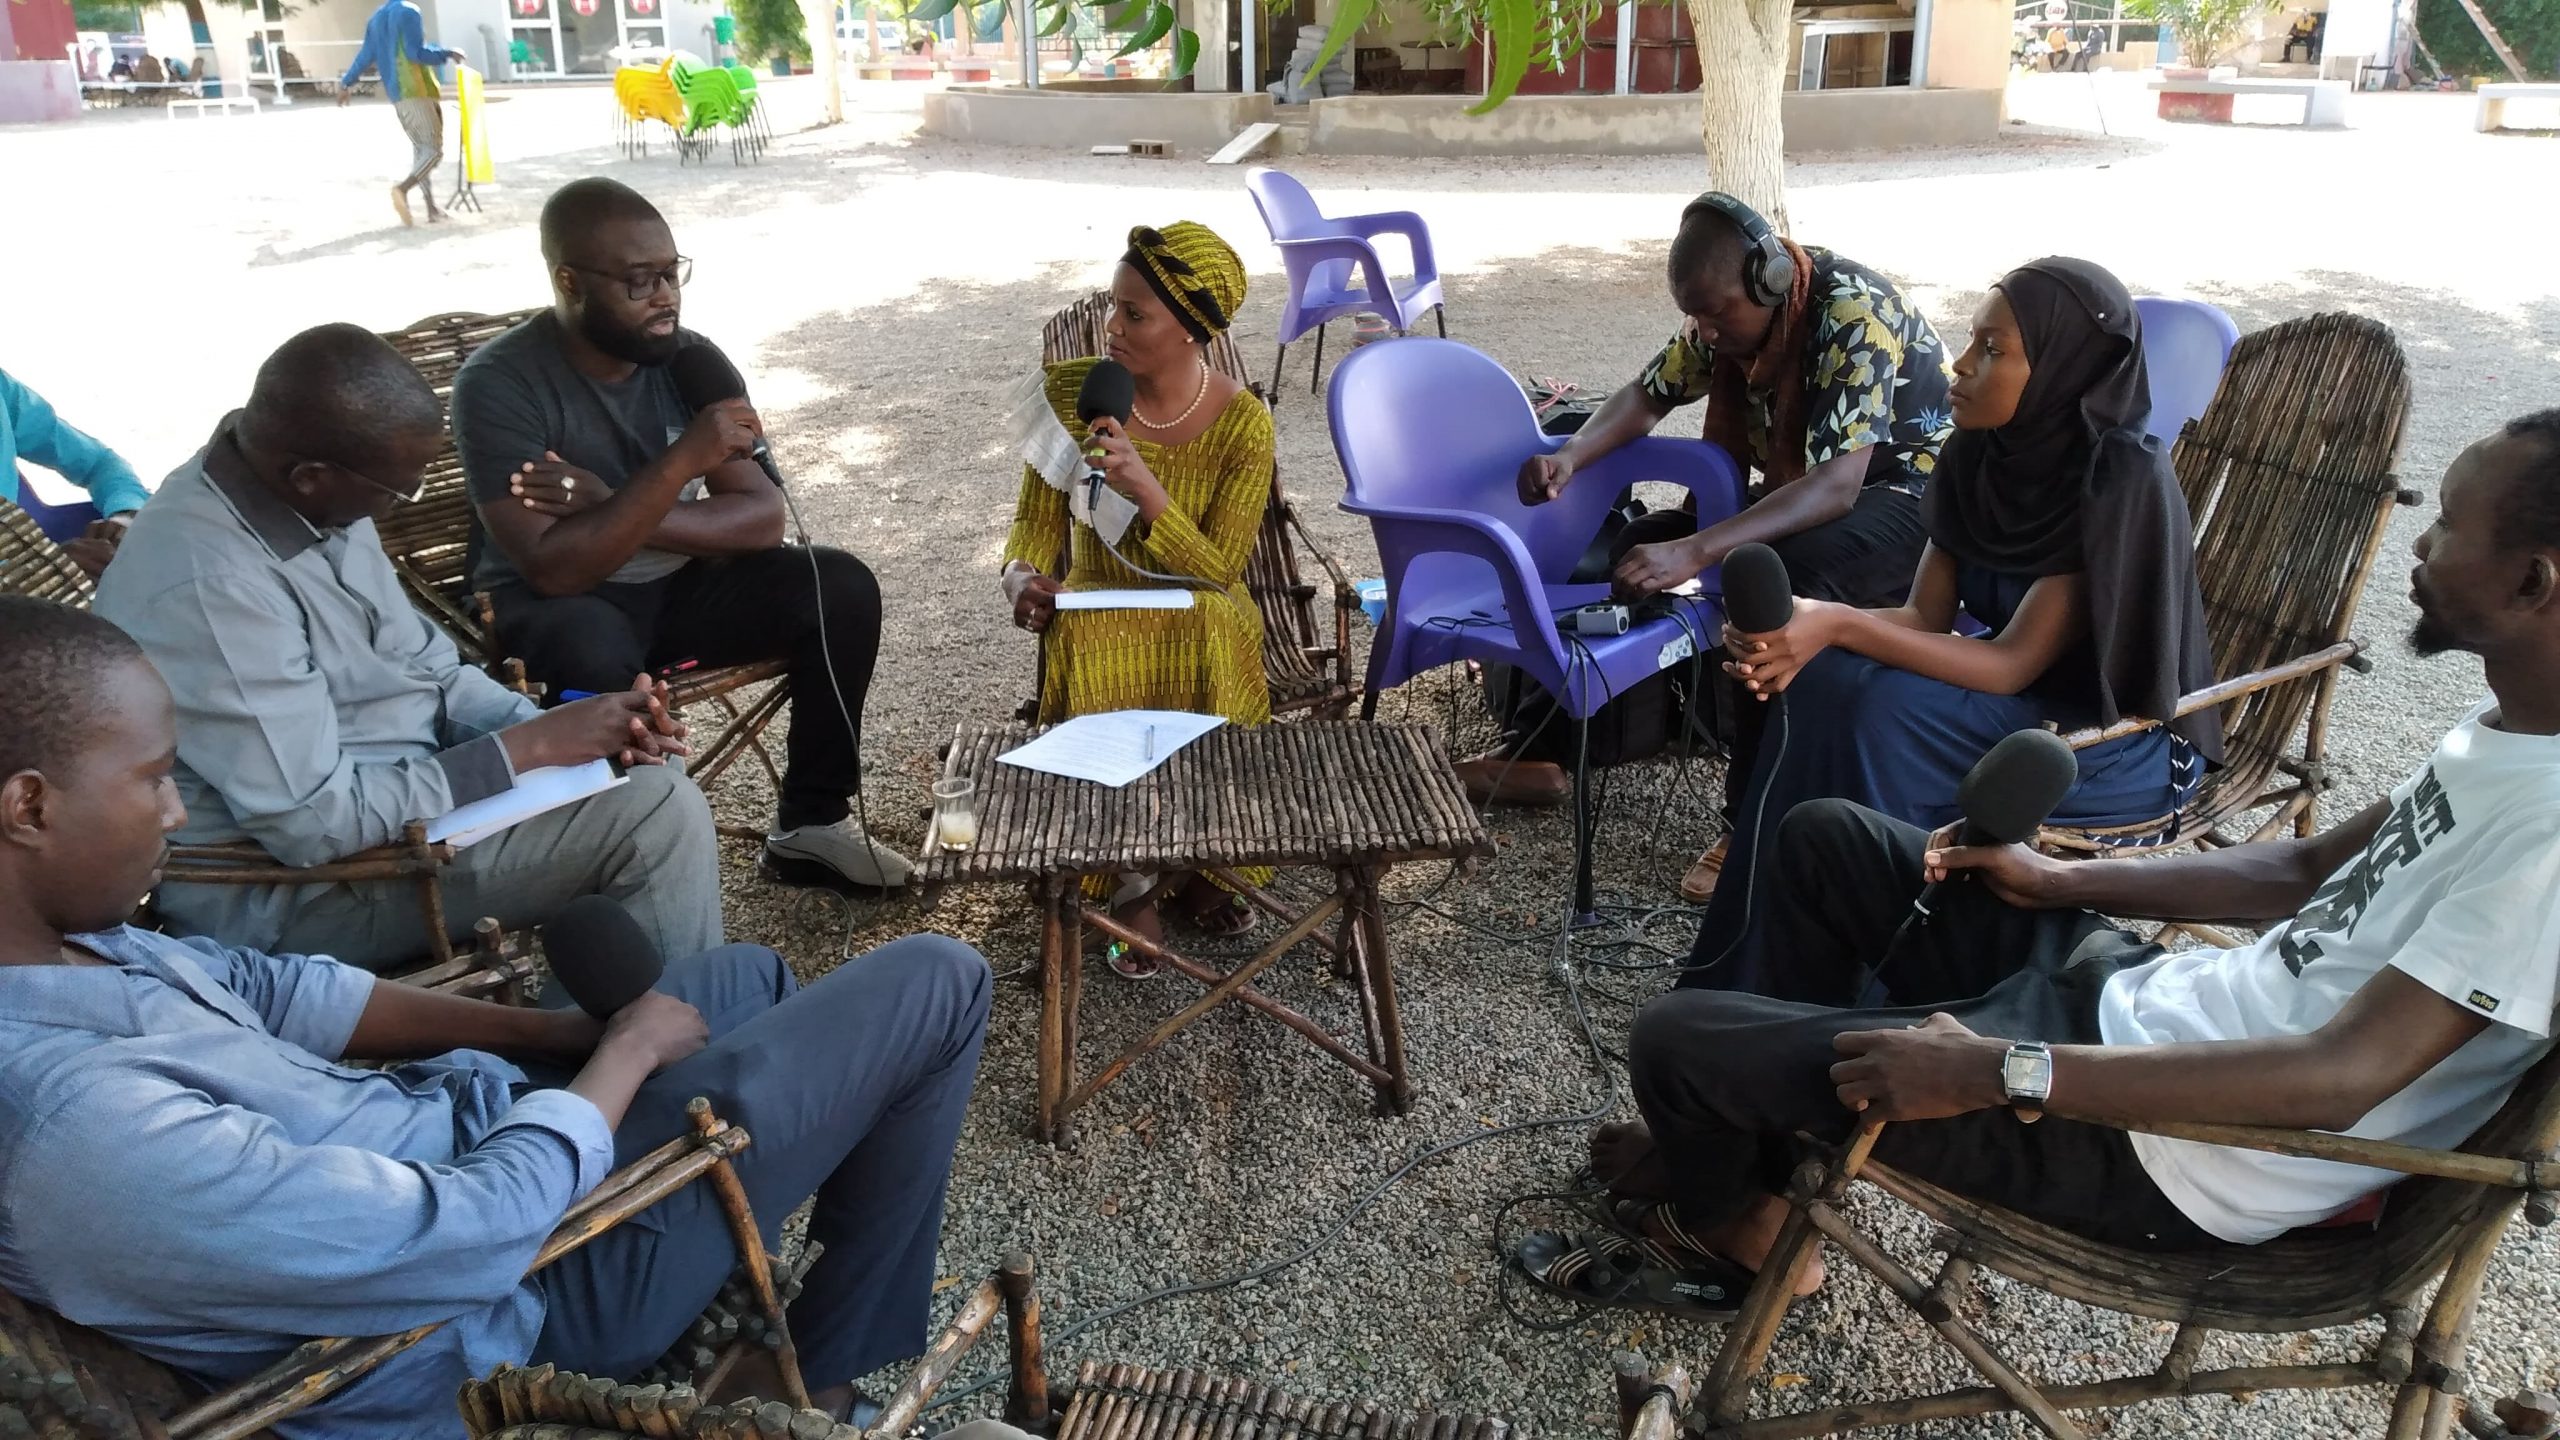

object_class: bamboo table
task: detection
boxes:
[922,721,1490,1145]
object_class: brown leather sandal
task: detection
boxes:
[1678,838,1730,904]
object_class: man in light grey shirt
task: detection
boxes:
[94,323,723,971]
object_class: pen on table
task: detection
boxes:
[1145,724,1157,762]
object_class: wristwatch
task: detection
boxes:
[2001,1041,2054,1123]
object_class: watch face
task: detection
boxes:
[2003,1046,2053,1099]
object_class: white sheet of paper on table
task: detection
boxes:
[1053,589,1196,612]
[996,710,1226,787]
[427,758,627,848]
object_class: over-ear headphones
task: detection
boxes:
[1681,191,1795,309]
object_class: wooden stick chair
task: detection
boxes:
[0,1100,804,1440]
[1687,1048,2560,1439]
[0,505,535,1002]
[1034,291,1363,722]
[373,309,794,846]
[2044,313,2416,855]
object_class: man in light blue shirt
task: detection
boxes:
[96,323,721,973]
[1,365,148,578]
[0,597,991,1438]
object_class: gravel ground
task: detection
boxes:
[6,71,2558,1438]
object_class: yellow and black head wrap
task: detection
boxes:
[1123,221,1247,345]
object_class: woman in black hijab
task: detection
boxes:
[1680,256,2221,992]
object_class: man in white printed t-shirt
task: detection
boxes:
[1539,412,2560,1312]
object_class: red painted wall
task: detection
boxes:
[4,0,80,63]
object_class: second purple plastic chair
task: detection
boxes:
[1329,337,1745,916]
[1247,167,1449,396]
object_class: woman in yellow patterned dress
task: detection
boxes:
[998,221,1275,973]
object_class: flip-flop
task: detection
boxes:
[1512,1229,1748,1323]
[1175,892,1255,937]
[1104,940,1161,981]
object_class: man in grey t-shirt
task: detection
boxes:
[450,177,907,893]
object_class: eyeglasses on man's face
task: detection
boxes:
[305,457,427,506]
[568,257,694,302]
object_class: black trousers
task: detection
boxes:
[1617,485,1927,821]
[529,937,991,1386]
[492,546,882,831]
[1627,798,2216,1251]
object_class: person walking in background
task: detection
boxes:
[337,0,461,227]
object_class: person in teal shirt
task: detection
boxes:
[1,366,149,579]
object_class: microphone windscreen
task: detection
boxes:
[541,894,666,1019]
[1077,359,1136,426]
[669,343,750,413]
[1955,729,2081,846]
[1722,542,1795,635]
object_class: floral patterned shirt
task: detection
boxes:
[1635,247,1953,498]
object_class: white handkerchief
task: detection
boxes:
[1004,367,1135,545]
[1005,368,1085,492]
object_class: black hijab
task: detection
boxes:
[1923,258,2223,765]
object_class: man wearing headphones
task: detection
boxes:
[1504,192,1953,901]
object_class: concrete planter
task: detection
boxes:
[947,58,994,81]
[891,57,936,79]
[1307,87,2001,156]
[922,83,1274,151]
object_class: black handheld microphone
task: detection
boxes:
[669,343,780,486]
[540,894,666,1019]
[1721,542,1794,635]
[1076,359,1136,517]
[1910,728,2081,923]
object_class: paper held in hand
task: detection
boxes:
[1053,589,1195,612]
[427,759,627,848]
[996,710,1225,787]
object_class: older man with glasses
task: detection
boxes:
[93,322,727,972]
[449,176,907,896]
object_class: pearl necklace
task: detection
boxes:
[1131,360,1210,431]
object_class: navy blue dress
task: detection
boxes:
[1681,562,2197,991]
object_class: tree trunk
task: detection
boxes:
[1685,0,1794,234]
[866,1,883,59]
[798,0,845,119]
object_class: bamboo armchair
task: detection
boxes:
[2044,313,2415,855]
[157,823,537,1001]
[373,309,791,846]
[0,505,534,1001]
[1688,1048,2560,1440]
[0,1100,803,1440]
[1035,292,1363,721]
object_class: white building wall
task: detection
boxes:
[428,0,514,75]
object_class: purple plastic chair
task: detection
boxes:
[1246,167,1448,396]
[1329,337,1745,915]
[11,482,103,544]
[2133,295,2240,448]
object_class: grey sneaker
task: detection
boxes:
[762,819,915,893]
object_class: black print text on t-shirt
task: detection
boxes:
[2281,765,2457,976]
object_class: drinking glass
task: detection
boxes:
[932,777,978,853]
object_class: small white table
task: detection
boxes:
[168,94,263,119]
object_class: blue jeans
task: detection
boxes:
[530,936,991,1386]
